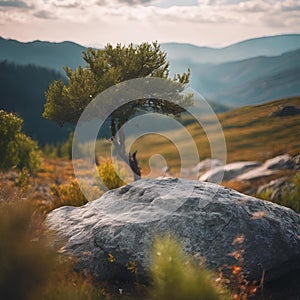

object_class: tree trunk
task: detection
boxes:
[111,116,141,181]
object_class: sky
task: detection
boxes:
[0,0,299,47]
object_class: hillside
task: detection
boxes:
[0,61,71,144]
[190,49,300,106]
[118,97,300,172]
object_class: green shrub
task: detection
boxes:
[257,188,272,201]
[0,201,55,300]
[49,179,89,211]
[257,172,300,213]
[42,131,74,159]
[0,200,107,300]
[0,110,41,174]
[97,159,126,190]
[149,234,228,300]
[280,171,300,213]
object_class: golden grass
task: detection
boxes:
[118,96,300,171]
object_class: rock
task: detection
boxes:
[199,161,261,182]
[271,106,300,117]
[294,154,300,170]
[192,158,222,174]
[237,154,295,181]
[46,178,300,283]
[263,154,294,170]
[237,166,275,181]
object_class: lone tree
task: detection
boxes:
[43,42,190,180]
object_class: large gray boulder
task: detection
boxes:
[46,178,300,283]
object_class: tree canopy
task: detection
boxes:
[43,42,190,179]
[0,110,41,173]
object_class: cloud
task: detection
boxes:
[118,0,154,4]
[33,10,57,19]
[0,0,299,48]
[0,0,30,8]
[48,0,81,8]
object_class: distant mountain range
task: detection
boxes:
[1,34,300,71]
[0,37,86,71]
[190,48,300,106]
[161,34,300,65]
[1,34,299,107]
[0,34,300,144]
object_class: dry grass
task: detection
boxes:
[118,97,300,171]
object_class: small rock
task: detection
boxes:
[192,158,222,174]
[199,161,261,182]
[271,106,300,117]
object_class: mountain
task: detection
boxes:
[0,37,86,72]
[190,48,300,106]
[1,34,300,73]
[0,61,72,144]
[0,34,299,141]
[162,34,300,65]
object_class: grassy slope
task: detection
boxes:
[121,97,300,173]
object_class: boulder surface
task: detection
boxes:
[46,178,300,282]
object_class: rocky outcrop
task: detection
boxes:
[271,106,300,117]
[237,154,295,181]
[199,161,261,182]
[46,178,300,283]
[192,158,222,174]
[199,154,296,183]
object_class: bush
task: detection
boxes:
[149,234,228,300]
[0,110,41,174]
[49,179,89,211]
[97,159,126,190]
[0,201,55,300]
[0,200,107,300]
[42,131,74,159]
[257,171,300,213]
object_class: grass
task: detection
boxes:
[149,234,229,300]
[91,97,300,176]
[257,171,300,213]
[0,97,299,299]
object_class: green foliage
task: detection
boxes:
[43,42,190,129]
[0,201,55,300]
[42,131,74,159]
[149,234,228,300]
[0,110,41,173]
[279,172,300,212]
[0,199,107,300]
[257,172,300,213]
[257,188,272,201]
[49,179,89,210]
[16,168,30,189]
[97,159,126,190]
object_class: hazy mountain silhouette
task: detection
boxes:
[190,48,300,106]
[0,37,86,72]
[0,34,299,145]
[162,34,300,65]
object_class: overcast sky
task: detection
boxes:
[0,0,299,47]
